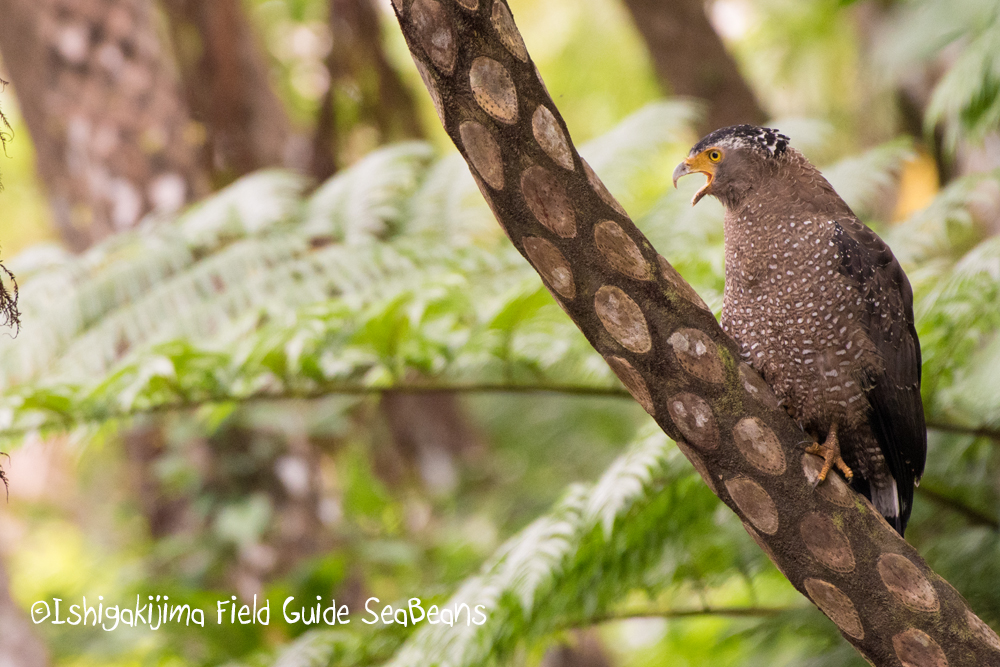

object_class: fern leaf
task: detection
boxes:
[382,427,700,667]
[303,142,435,243]
[820,138,914,218]
[578,100,698,176]
[578,100,699,215]
[925,18,1000,149]
[177,169,307,248]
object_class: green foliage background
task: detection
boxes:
[1,1,1000,666]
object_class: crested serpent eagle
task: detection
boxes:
[673,125,926,536]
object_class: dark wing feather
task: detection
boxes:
[834,216,927,534]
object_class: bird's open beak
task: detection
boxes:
[672,155,716,206]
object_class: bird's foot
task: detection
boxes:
[805,426,853,486]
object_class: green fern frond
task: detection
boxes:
[1,102,698,400]
[271,631,357,667]
[0,240,607,440]
[919,232,1000,422]
[177,169,307,248]
[578,100,699,216]
[875,0,998,78]
[0,171,307,387]
[258,429,722,667]
[579,100,699,175]
[585,439,666,538]
[636,178,726,315]
[0,148,439,390]
[889,171,1000,420]
[820,138,914,219]
[876,0,1000,150]
[925,17,1000,149]
[886,171,993,268]
[303,142,435,243]
[53,235,308,382]
[407,153,496,245]
[384,427,710,667]
[4,114,997,449]
[938,332,1000,426]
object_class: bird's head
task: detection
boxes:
[673,125,790,208]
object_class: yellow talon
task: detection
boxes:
[805,423,853,485]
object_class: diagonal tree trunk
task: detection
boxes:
[0,0,208,251]
[621,0,766,132]
[389,2,1000,664]
[159,0,293,185]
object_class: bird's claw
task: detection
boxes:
[805,425,853,487]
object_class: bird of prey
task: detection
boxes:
[673,125,926,536]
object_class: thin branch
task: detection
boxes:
[925,419,1000,443]
[0,382,631,441]
[4,380,996,451]
[584,605,797,624]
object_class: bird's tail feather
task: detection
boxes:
[851,476,905,536]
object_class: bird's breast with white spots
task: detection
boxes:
[722,212,875,430]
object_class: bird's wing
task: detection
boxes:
[834,215,927,531]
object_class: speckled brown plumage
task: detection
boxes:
[675,125,927,535]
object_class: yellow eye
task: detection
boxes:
[708,149,722,162]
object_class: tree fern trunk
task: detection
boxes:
[160,0,294,185]
[389,2,999,664]
[0,0,207,250]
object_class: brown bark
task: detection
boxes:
[311,68,340,181]
[379,391,485,494]
[390,1,1000,664]
[312,0,424,179]
[621,0,766,132]
[0,0,208,251]
[160,0,293,184]
[541,630,611,667]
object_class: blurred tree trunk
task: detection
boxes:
[0,557,49,667]
[311,0,424,180]
[541,631,612,667]
[621,0,766,132]
[379,391,485,495]
[159,0,294,185]
[0,0,208,251]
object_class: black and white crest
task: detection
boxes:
[691,124,790,158]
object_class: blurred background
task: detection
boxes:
[0,0,998,665]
